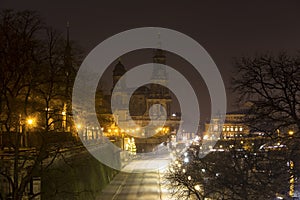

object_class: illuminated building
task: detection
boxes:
[203,110,249,140]
[96,49,181,152]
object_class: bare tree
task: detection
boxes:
[164,140,290,200]
[233,53,300,192]
[164,53,300,200]
[0,10,80,200]
[232,53,300,136]
[0,10,45,200]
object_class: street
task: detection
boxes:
[98,154,175,200]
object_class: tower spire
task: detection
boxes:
[64,21,72,68]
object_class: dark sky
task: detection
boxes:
[2,0,300,121]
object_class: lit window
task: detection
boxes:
[226,127,230,131]
[230,126,234,131]
[239,127,243,131]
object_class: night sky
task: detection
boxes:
[2,0,300,121]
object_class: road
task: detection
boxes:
[98,154,175,200]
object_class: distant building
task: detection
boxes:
[203,110,250,140]
[96,49,181,152]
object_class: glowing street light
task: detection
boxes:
[184,157,189,163]
[24,117,35,147]
[27,119,33,125]
[26,118,35,126]
[194,184,201,191]
[76,124,82,130]
[288,130,294,136]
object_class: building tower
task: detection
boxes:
[63,22,76,94]
[146,49,172,117]
[112,59,126,89]
[62,22,75,132]
[111,59,128,125]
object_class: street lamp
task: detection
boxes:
[194,184,201,191]
[27,118,35,126]
[61,111,66,131]
[25,117,36,147]
[184,157,189,163]
[288,130,294,136]
[75,124,82,139]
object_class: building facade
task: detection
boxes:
[96,49,181,152]
[203,110,250,140]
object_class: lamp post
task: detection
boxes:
[76,124,82,140]
[122,133,125,150]
[26,117,36,147]
[61,111,66,132]
[85,126,88,140]
[288,130,294,136]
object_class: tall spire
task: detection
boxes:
[63,22,73,108]
[153,31,165,64]
[151,31,168,97]
[64,21,72,69]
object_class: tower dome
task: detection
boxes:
[113,60,126,76]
